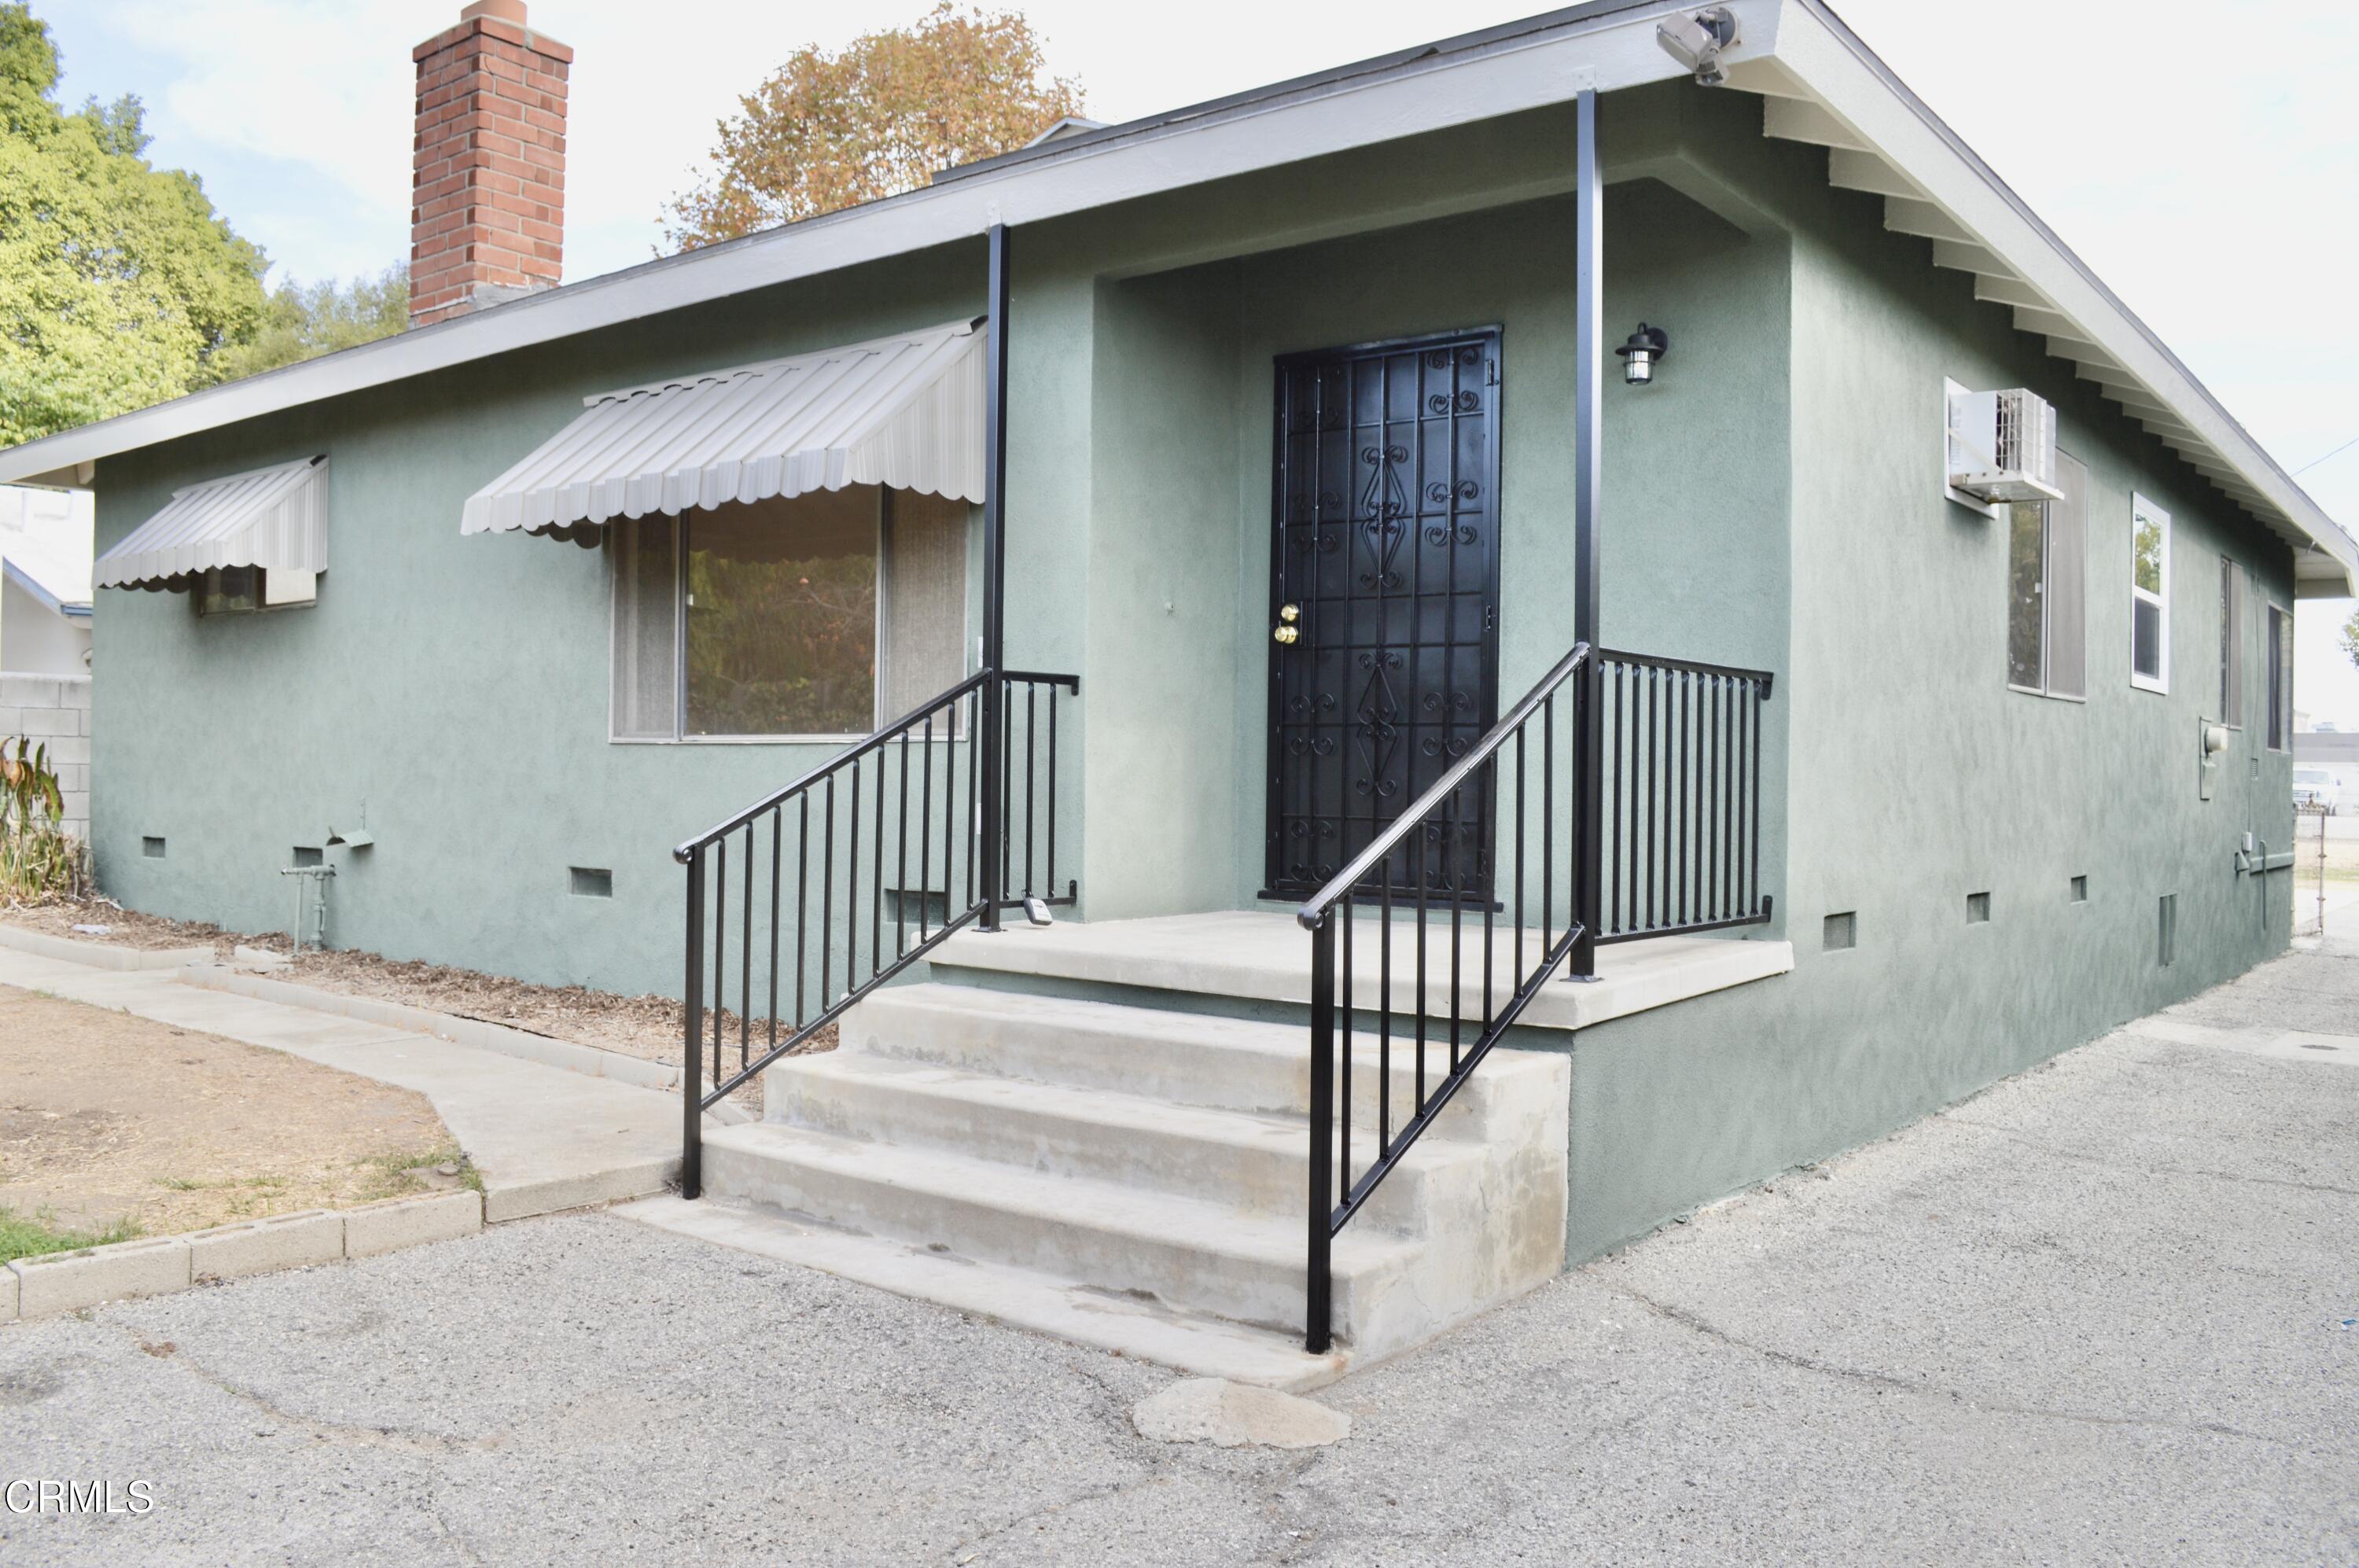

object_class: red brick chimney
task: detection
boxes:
[410,0,571,326]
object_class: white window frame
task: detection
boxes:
[2004,498,2056,698]
[2129,491,2169,694]
[2004,449,2085,703]
[2265,599,2292,753]
[2003,515,2077,703]
[605,493,970,745]
[193,564,318,617]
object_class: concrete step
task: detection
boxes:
[616,1194,1350,1390]
[841,982,1551,1135]
[698,1120,1424,1341]
[765,1048,1473,1228]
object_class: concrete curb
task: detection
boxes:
[483,1161,680,1224]
[0,925,215,971]
[5,1192,487,1323]
[10,1236,190,1318]
[344,1191,483,1258]
[189,1210,345,1283]
[173,963,755,1124]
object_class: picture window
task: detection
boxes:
[612,486,970,742]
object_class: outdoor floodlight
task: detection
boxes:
[1656,7,1740,85]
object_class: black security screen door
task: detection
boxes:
[1265,328,1503,901]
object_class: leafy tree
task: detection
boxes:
[2342,604,2358,673]
[0,3,267,444]
[212,266,408,382]
[662,2,1084,252]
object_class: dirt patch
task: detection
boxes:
[0,986,457,1239]
[2,900,227,952]
[1,896,837,1078]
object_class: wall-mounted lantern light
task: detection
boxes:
[1615,323,1670,386]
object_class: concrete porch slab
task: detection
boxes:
[933,911,1792,1032]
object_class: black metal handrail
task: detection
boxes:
[1595,649,1775,943]
[1296,640,1592,1353]
[1294,640,1774,1351]
[676,668,1078,1195]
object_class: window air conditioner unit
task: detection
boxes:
[1946,388,2063,504]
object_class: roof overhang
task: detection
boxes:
[0,0,1695,484]
[2,556,88,618]
[1724,1,2355,597]
[0,0,2346,592]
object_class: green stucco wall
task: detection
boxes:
[92,245,986,997]
[1553,83,2298,1261]
[79,79,2298,1270]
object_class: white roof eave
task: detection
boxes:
[1747,0,2356,595]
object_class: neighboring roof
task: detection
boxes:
[2,558,89,620]
[1022,116,1107,149]
[0,0,2348,592]
[462,319,984,535]
[95,456,328,589]
[0,483,94,610]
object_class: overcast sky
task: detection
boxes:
[42,0,2359,721]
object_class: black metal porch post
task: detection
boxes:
[978,223,1011,932]
[1305,915,1336,1353]
[1570,87,1603,981]
[681,850,705,1198]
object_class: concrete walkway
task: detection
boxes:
[0,946,679,1222]
[3,922,2355,1564]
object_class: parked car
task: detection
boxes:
[2293,767,2341,814]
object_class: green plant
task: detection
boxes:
[661,3,1084,251]
[0,734,88,899]
[0,1204,142,1263]
[352,1141,482,1202]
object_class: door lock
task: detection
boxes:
[1273,603,1301,645]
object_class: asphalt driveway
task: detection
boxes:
[5,925,2356,1566]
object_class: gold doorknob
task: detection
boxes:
[1278,602,1301,624]
[1272,624,1299,645]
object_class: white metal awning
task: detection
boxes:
[95,455,327,589]
[460,318,984,536]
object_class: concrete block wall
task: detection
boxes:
[0,671,92,837]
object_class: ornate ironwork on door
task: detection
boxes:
[1265,328,1502,900]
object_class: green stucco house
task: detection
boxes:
[5,0,2350,1380]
